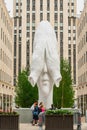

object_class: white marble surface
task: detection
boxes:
[29,21,61,109]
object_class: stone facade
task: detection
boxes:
[13,0,77,89]
[0,0,15,112]
[77,0,87,115]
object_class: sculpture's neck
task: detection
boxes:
[38,86,53,109]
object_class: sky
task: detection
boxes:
[5,0,84,17]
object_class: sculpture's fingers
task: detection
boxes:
[46,43,61,87]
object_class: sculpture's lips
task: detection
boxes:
[42,80,50,84]
[42,79,49,82]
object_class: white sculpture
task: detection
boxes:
[29,21,61,109]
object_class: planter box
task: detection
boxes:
[45,114,73,130]
[0,115,19,130]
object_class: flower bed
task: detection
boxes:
[45,109,73,130]
[0,111,19,130]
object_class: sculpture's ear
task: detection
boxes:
[28,76,35,87]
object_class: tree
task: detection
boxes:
[15,70,38,108]
[53,59,74,108]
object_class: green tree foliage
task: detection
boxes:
[53,59,74,108]
[15,70,38,108]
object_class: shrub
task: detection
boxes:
[46,109,73,115]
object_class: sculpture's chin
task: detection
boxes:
[41,85,50,95]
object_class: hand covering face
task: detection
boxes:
[29,21,61,86]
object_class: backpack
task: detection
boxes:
[33,106,38,116]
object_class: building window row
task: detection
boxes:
[18,44,21,73]
[54,0,58,11]
[54,13,58,23]
[68,36,76,40]
[32,13,35,23]
[0,7,12,36]
[0,49,12,69]
[68,2,74,6]
[60,13,63,23]
[0,28,12,53]
[78,71,87,85]
[60,0,63,11]
[78,13,87,37]
[26,40,30,72]
[78,32,87,54]
[14,17,22,27]
[78,51,87,69]
[68,17,76,26]
[47,0,50,11]
[0,70,12,84]
[73,44,76,84]
[47,13,50,21]
[27,0,30,11]
[40,0,43,11]
[60,32,63,58]
[32,0,35,11]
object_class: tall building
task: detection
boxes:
[0,0,14,112]
[13,0,77,87]
[77,0,87,115]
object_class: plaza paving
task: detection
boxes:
[20,122,87,130]
[19,116,87,130]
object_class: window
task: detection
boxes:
[18,44,21,73]
[73,18,76,26]
[19,17,22,26]
[32,13,35,23]
[1,28,2,40]
[40,13,43,21]
[27,32,30,37]
[60,13,63,23]
[14,18,17,26]
[73,30,76,33]
[16,9,18,13]
[40,0,43,11]
[71,9,74,13]
[14,59,16,77]
[32,0,35,11]
[32,32,35,52]
[68,37,71,40]
[68,49,71,55]
[68,30,71,33]
[86,51,87,62]
[47,0,50,11]
[68,18,71,26]
[27,0,30,11]
[26,40,30,71]
[54,13,58,23]
[60,26,63,30]
[73,37,76,40]
[27,26,30,30]
[60,0,63,11]
[71,3,74,6]
[54,0,58,11]
[27,13,30,23]
[54,26,58,31]
[68,44,71,48]
[47,13,50,21]
[86,32,87,42]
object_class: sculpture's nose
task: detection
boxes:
[43,63,47,73]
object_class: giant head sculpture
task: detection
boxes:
[29,21,61,108]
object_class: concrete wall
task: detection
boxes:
[14,108,33,123]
